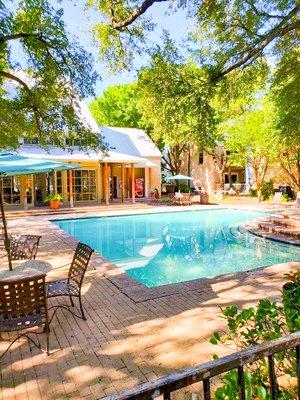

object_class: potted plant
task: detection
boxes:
[150,188,159,199]
[44,194,63,210]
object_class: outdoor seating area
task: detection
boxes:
[0,229,94,357]
[0,209,299,400]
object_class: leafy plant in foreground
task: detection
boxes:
[209,275,300,399]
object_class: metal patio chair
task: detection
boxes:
[0,274,50,359]
[46,242,94,322]
[10,234,41,260]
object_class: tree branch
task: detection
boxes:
[0,70,42,135]
[109,0,168,30]
[245,0,290,20]
[211,7,299,82]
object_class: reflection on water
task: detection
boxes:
[55,210,300,288]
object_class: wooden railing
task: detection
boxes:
[104,332,300,400]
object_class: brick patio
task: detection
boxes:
[0,205,299,400]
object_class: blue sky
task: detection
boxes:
[61,1,192,98]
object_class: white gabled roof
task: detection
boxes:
[14,95,161,165]
[100,126,162,159]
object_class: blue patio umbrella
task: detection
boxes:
[0,152,79,270]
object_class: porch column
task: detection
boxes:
[96,162,102,203]
[144,167,149,198]
[110,163,114,201]
[53,171,57,194]
[104,162,109,205]
[20,176,28,210]
[121,164,125,203]
[69,170,74,208]
[62,171,68,205]
[31,174,34,207]
[131,163,135,204]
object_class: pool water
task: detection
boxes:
[54,209,300,288]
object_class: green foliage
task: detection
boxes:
[271,48,300,145]
[0,0,102,150]
[209,276,300,399]
[249,188,258,198]
[89,83,142,128]
[89,0,299,89]
[43,193,62,203]
[179,182,189,193]
[283,272,300,332]
[281,193,293,202]
[262,179,274,201]
[223,98,279,199]
[137,48,217,149]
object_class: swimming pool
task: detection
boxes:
[54,209,300,288]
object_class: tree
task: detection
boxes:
[224,99,279,201]
[271,47,300,190]
[278,144,300,190]
[89,0,299,80]
[89,83,143,128]
[0,0,103,150]
[137,48,217,175]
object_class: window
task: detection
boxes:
[68,170,96,201]
[198,151,204,164]
[1,176,21,204]
[23,137,39,145]
[224,173,238,184]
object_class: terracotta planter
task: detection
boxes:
[49,200,60,210]
[200,193,209,205]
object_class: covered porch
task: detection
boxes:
[1,161,154,209]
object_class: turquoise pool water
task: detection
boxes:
[54,209,300,288]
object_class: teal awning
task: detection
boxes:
[0,152,79,176]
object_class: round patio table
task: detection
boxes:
[0,260,52,281]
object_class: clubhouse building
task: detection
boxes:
[3,103,162,209]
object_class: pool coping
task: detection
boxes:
[48,205,297,303]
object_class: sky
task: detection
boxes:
[61,0,192,98]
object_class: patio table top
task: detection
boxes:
[0,259,52,281]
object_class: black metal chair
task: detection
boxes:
[46,242,94,321]
[0,274,50,359]
[10,234,41,260]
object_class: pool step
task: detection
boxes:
[268,215,296,227]
[258,219,300,238]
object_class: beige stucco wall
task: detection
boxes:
[148,156,162,196]
[178,145,246,193]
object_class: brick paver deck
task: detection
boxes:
[0,205,299,400]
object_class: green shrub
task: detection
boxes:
[281,193,293,203]
[283,271,300,332]
[208,272,300,399]
[179,182,190,193]
[262,179,274,201]
[249,188,257,197]
[43,193,63,203]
